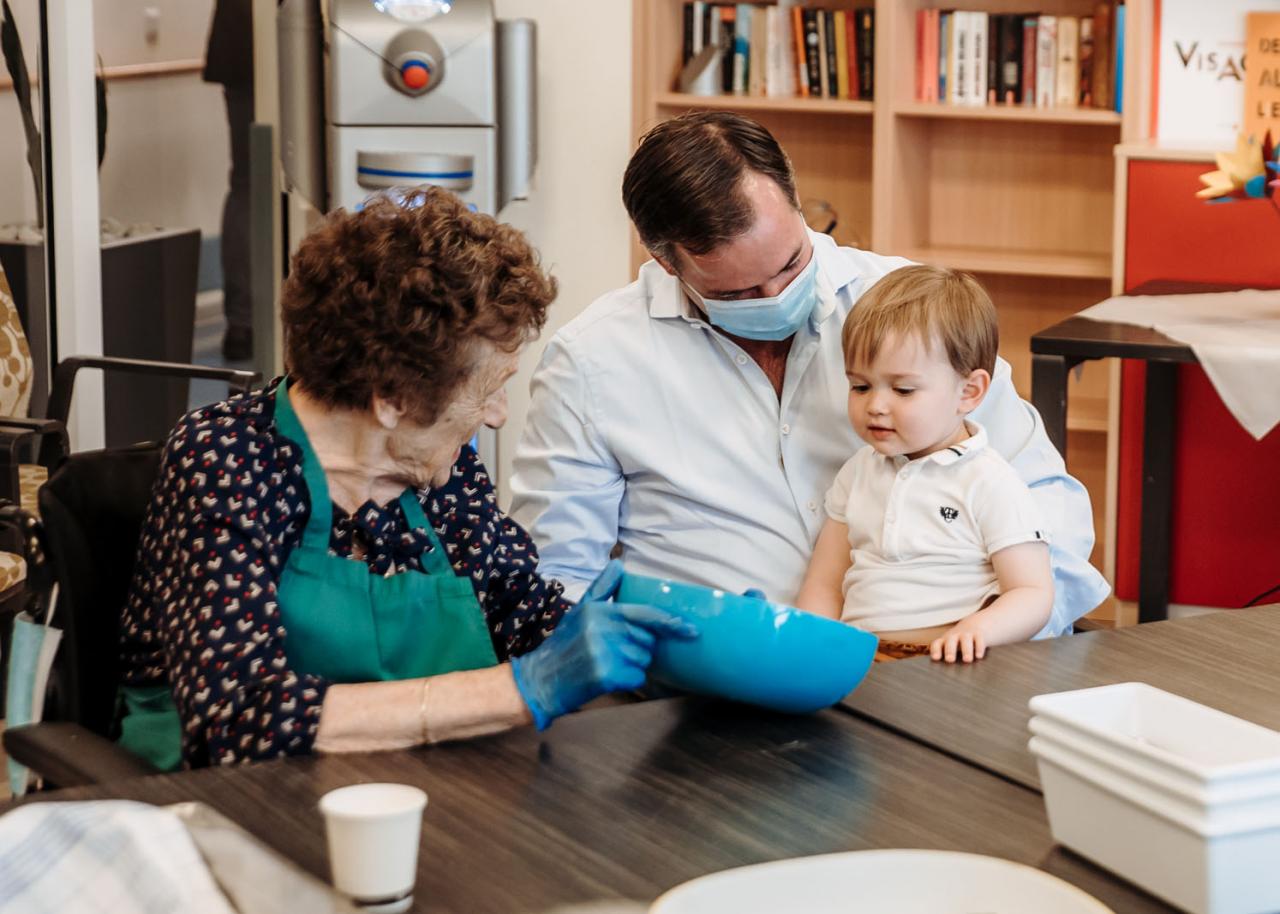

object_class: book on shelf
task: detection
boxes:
[1055,17,1079,108]
[855,7,873,100]
[1035,15,1056,108]
[911,6,1124,113]
[677,3,876,103]
[834,9,850,100]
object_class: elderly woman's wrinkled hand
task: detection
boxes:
[510,561,699,730]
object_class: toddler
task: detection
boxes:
[794,265,1054,663]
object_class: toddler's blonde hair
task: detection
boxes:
[841,264,998,377]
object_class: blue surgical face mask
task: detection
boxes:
[683,256,819,341]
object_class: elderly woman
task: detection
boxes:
[118,188,694,769]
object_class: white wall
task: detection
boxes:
[492,0,636,506]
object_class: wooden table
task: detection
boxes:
[844,606,1280,791]
[11,697,1174,913]
[1031,315,1192,624]
[1029,280,1263,623]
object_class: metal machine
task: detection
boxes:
[278,0,537,473]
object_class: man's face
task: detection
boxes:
[664,172,812,302]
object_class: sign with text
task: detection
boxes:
[1155,0,1280,146]
[1244,12,1280,143]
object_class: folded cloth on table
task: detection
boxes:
[1078,289,1280,440]
[0,800,235,914]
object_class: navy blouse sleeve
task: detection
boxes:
[428,446,570,659]
[122,399,331,768]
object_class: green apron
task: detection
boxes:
[119,380,499,770]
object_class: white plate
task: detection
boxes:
[650,849,1115,914]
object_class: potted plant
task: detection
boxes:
[0,0,201,446]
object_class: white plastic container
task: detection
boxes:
[1028,683,1280,914]
[1029,683,1280,791]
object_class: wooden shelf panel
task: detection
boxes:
[893,101,1123,126]
[901,246,1112,280]
[654,92,874,116]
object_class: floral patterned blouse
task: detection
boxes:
[121,378,569,767]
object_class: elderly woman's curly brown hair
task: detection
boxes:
[281,186,557,423]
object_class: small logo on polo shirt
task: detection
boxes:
[939,506,959,522]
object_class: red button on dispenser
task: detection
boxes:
[401,61,430,90]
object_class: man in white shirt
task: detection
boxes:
[510,111,1108,635]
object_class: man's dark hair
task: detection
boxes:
[622,111,799,266]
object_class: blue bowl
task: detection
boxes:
[616,572,879,714]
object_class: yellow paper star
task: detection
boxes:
[1197,133,1266,199]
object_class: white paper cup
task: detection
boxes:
[319,783,429,913]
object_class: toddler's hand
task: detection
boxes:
[930,620,987,664]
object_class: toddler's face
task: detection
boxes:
[845,331,982,460]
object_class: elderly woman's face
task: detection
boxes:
[387,342,521,489]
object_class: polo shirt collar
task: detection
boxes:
[890,421,990,469]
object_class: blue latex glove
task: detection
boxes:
[511,560,699,730]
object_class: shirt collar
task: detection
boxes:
[889,420,990,469]
[644,228,860,329]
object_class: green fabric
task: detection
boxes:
[117,380,498,770]
[117,684,183,772]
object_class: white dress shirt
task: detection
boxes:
[825,422,1049,631]
[510,231,1109,636]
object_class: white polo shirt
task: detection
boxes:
[824,422,1049,632]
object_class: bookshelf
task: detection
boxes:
[633,0,1151,613]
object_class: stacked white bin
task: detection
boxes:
[1028,682,1280,914]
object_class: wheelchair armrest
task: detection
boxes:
[0,417,69,500]
[46,356,260,427]
[3,721,161,788]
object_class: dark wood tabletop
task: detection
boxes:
[843,607,1280,791]
[10,697,1175,913]
[1030,316,1195,362]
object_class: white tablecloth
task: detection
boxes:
[1079,290,1280,439]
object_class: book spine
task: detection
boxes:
[998,14,1021,105]
[767,5,796,98]
[1113,1,1125,113]
[703,2,716,57]
[1055,16,1079,108]
[847,8,860,100]
[939,12,951,103]
[815,8,830,98]
[823,10,839,99]
[1091,1,1112,110]
[835,10,851,100]
[1077,17,1094,106]
[857,7,874,100]
[733,4,751,95]
[1036,16,1056,108]
[750,4,768,96]
[923,9,938,103]
[915,8,927,101]
[802,9,823,99]
[792,5,809,98]
[682,2,695,67]
[721,5,737,94]
[1021,16,1037,106]
[951,10,968,106]
[972,11,988,106]
[986,14,999,105]
[692,1,705,56]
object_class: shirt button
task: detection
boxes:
[781,423,791,435]
[807,501,817,512]
[735,354,748,365]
